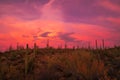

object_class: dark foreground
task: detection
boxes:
[0,47,120,80]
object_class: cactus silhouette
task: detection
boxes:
[25,44,29,76]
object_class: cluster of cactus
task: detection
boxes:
[0,39,119,80]
[25,43,37,78]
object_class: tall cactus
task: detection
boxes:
[64,42,67,49]
[72,46,75,50]
[95,40,98,49]
[33,43,37,80]
[25,44,29,76]
[102,39,105,49]
[46,39,49,48]
[33,43,37,58]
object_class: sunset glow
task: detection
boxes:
[0,0,120,51]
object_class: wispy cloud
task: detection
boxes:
[40,0,63,21]
[105,17,120,25]
[98,0,120,12]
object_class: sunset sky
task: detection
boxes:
[0,0,120,51]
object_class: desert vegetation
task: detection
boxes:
[0,43,120,80]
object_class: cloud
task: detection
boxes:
[53,0,101,22]
[97,16,120,29]
[51,0,120,23]
[98,0,120,12]
[0,0,25,4]
[0,1,41,21]
[40,0,63,21]
[25,0,50,5]
[104,17,120,25]
[58,32,77,42]
[0,0,120,50]
[64,22,120,41]
[40,32,51,37]
[0,0,50,6]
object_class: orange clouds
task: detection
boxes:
[0,14,66,50]
[0,0,120,51]
[0,14,119,50]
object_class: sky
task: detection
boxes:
[0,0,120,51]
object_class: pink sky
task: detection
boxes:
[0,0,120,51]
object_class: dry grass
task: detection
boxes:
[44,50,110,80]
[0,47,120,80]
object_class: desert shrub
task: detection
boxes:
[24,52,35,75]
[0,61,10,80]
[45,51,110,80]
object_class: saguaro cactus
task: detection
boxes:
[102,39,105,49]
[25,44,29,76]
[46,39,49,48]
[72,46,75,50]
[95,40,98,49]
[64,42,67,49]
[33,43,37,58]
